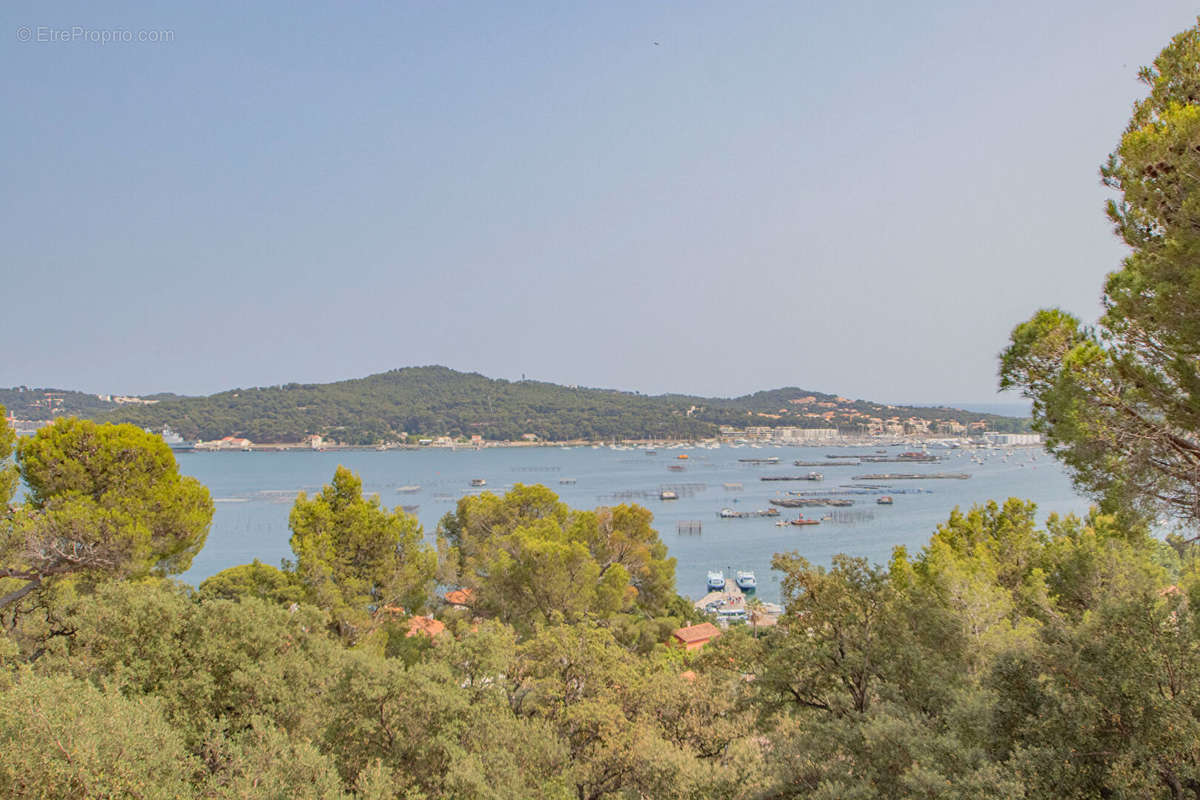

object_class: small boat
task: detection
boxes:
[470,478,487,487]
[788,515,820,526]
[667,464,686,472]
[660,489,678,500]
[558,478,577,485]
[677,453,689,460]
[736,570,757,591]
[396,485,421,493]
[707,570,725,591]
[719,507,738,518]
[877,496,894,505]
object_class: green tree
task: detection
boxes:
[290,466,435,641]
[438,485,676,631]
[0,407,16,507]
[1000,21,1200,528]
[0,418,212,612]
[198,558,307,605]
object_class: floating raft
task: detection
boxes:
[761,474,823,482]
[770,497,855,508]
[853,472,970,480]
[738,457,780,464]
[718,508,781,518]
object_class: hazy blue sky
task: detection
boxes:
[3,2,1196,403]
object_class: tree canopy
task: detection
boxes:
[1001,21,1200,528]
[0,417,212,613]
[437,484,678,633]
[290,465,436,641]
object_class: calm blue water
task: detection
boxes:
[176,444,1088,603]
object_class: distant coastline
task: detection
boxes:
[3,366,1033,447]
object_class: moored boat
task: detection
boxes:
[707,570,725,591]
[736,570,757,591]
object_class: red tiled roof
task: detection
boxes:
[672,622,722,645]
[444,588,475,606]
[406,616,446,638]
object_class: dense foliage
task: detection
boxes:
[96,365,1023,444]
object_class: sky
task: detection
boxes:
[3,1,1197,404]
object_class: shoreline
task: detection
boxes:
[182,435,1044,454]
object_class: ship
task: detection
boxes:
[160,427,195,452]
[736,570,757,591]
[707,570,725,591]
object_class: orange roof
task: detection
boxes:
[406,616,446,638]
[444,588,475,606]
[672,622,722,645]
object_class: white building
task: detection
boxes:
[984,432,1042,446]
[775,427,839,443]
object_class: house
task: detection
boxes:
[443,588,475,609]
[406,616,447,639]
[672,622,722,651]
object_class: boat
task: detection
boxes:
[877,496,894,505]
[160,428,196,452]
[470,478,487,487]
[719,507,738,518]
[660,489,678,500]
[707,570,725,591]
[558,478,577,485]
[396,485,421,493]
[736,570,757,591]
[787,515,820,526]
[677,453,689,460]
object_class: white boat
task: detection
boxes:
[707,570,725,591]
[736,570,757,591]
[470,478,486,487]
[396,485,421,493]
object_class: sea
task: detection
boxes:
[174,443,1090,603]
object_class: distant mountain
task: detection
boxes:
[49,366,1030,445]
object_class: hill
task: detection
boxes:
[72,366,1029,444]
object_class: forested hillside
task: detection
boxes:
[95,365,1023,444]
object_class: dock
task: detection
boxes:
[693,579,782,627]
[695,578,743,608]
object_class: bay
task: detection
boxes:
[177,444,1089,603]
